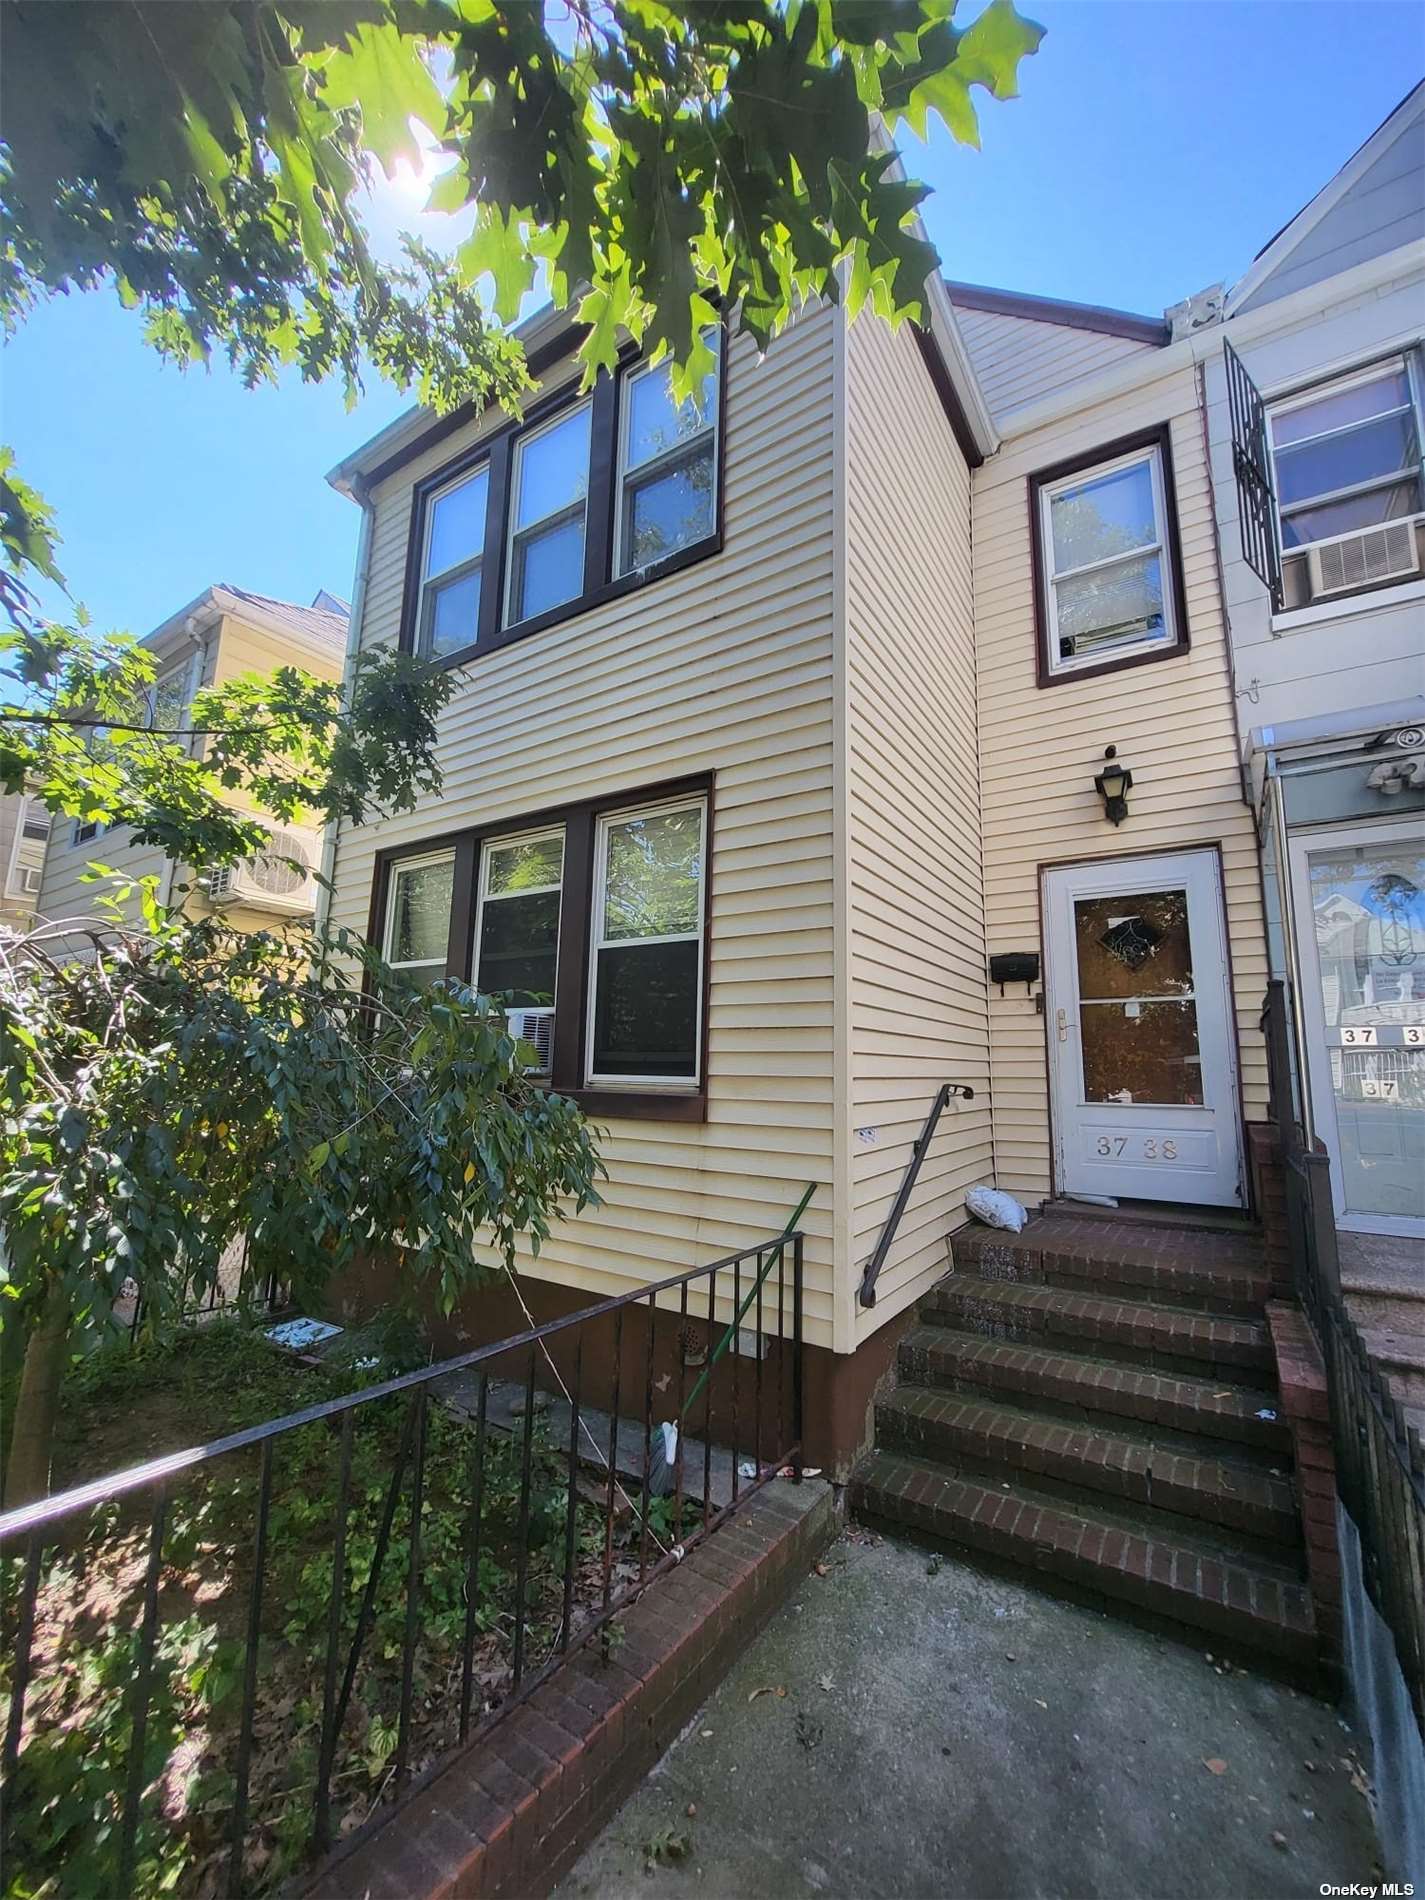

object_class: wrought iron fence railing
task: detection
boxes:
[0,1231,805,1898]
[1262,980,1424,1738]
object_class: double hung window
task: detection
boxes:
[417,467,490,660]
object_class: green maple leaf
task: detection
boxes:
[318,19,446,177]
[457,208,536,325]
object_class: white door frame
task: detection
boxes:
[1287,813,1425,1239]
[1044,848,1245,1208]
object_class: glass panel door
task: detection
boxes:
[1073,889,1202,1106]
[1305,833,1425,1223]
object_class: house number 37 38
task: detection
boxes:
[1096,1136,1177,1159]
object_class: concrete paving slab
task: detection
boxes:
[555,1526,1382,1900]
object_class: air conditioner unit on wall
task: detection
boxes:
[1306,521,1420,599]
[206,825,320,914]
[505,1007,554,1074]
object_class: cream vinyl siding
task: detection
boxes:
[326,309,843,1347]
[974,366,1268,1202]
[842,313,992,1342]
[952,306,1160,421]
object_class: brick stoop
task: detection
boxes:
[303,1482,835,1900]
[852,1212,1326,1669]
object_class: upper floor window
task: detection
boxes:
[402,326,723,667]
[505,403,592,626]
[614,339,721,577]
[1269,358,1423,553]
[1030,426,1187,685]
[418,466,489,660]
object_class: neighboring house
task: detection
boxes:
[0,790,50,928]
[1203,82,1425,1246]
[37,584,348,940]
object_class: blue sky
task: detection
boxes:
[4,0,1421,639]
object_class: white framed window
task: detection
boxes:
[21,801,49,843]
[504,401,592,626]
[74,819,102,847]
[1037,442,1177,676]
[613,334,721,577]
[1268,355,1424,555]
[417,463,489,659]
[586,797,706,1087]
[150,664,192,733]
[382,850,455,984]
[472,828,564,1074]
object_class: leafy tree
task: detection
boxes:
[0,616,454,871]
[0,899,604,1505]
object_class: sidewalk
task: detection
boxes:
[555,1525,1381,1900]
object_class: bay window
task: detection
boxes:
[372,779,711,1118]
[1029,425,1188,684]
[400,325,724,665]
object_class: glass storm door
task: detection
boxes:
[1044,851,1243,1207]
[1290,820,1425,1236]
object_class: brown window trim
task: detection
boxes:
[367,772,715,1124]
[1028,421,1191,689]
[397,327,729,674]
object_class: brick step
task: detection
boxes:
[898,1327,1292,1457]
[876,1385,1302,1554]
[850,1449,1317,1665]
[921,1275,1273,1383]
[952,1217,1270,1318]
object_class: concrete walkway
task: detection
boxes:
[556,1525,1382,1900]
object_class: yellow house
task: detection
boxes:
[320,266,1277,1457]
[0,791,50,929]
[36,584,348,941]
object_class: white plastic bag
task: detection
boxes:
[965,1184,1028,1233]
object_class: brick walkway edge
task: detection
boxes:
[304,1480,836,1900]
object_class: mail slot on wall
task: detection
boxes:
[988,952,1040,993]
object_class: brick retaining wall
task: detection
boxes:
[304,1480,836,1900]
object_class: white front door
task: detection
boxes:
[1289,817,1425,1238]
[1044,851,1243,1207]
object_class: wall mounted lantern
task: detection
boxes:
[1094,746,1133,826]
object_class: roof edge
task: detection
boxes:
[944,279,1170,347]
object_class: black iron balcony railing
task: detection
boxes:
[0,1232,804,1898]
[1261,979,1424,1739]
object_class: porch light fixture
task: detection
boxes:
[1094,747,1133,826]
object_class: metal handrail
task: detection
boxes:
[1,1231,807,1892]
[858,1082,974,1308]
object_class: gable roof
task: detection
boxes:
[213,585,349,655]
[944,280,1170,347]
[1226,81,1425,314]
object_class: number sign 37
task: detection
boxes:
[1095,1136,1178,1159]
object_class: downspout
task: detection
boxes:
[314,474,374,940]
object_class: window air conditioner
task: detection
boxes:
[1306,521,1418,599]
[505,1007,554,1074]
[206,825,319,914]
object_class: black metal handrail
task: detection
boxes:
[1261,979,1424,1738]
[859,1082,974,1308]
[0,1231,805,1896]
